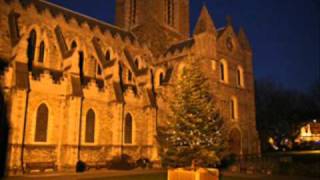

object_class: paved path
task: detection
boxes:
[4,169,166,180]
[3,169,319,180]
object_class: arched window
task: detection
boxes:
[219,60,228,83]
[78,51,84,83]
[106,50,111,61]
[130,0,137,26]
[167,0,174,26]
[220,63,225,81]
[124,113,133,144]
[135,58,139,69]
[71,41,77,49]
[97,64,102,76]
[35,104,49,142]
[85,109,95,143]
[38,41,45,63]
[128,70,132,81]
[230,97,238,120]
[150,69,155,92]
[159,72,164,86]
[27,29,37,71]
[236,66,244,87]
[178,64,186,80]
[119,63,123,86]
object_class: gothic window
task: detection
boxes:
[150,70,155,92]
[35,104,49,142]
[38,41,45,63]
[97,64,102,76]
[78,51,84,83]
[159,72,164,86]
[219,60,228,83]
[220,63,225,81]
[130,0,137,26]
[27,29,37,71]
[128,70,132,81]
[236,66,244,87]
[71,41,77,49]
[124,113,133,144]
[106,50,111,61]
[167,0,174,26]
[119,63,123,86]
[230,97,238,120]
[85,109,95,143]
[135,58,139,69]
[8,11,20,45]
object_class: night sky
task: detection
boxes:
[49,0,320,92]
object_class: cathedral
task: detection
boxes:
[0,0,260,174]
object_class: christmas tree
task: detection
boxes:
[156,59,226,168]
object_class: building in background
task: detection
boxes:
[0,0,260,174]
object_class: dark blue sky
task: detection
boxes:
[50,0,320,92]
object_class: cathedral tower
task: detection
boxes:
[115,0,190,37]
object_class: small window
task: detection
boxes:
[150,70,155,92]
[167,0,174,26]
[236,66,244,87]
[135,58,139,69]
[230,97,238,120]
[128,70,132,81]
[97,65,102,75]
[159,72,164,86]
[124,113,133,144]
[219,60,228,83]
[130,0,137,25]
[78,51,84,82]
[38,41,45,63]
[106,50,111,61]
[35,104,49,142]
[27,29,37,71]
[220,63,225,81]
[85,109,95,143]
[71,41,77,49]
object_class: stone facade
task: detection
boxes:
[0,0,260,175]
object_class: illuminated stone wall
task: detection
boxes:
[0,0,260,174]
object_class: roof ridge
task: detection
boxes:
[36,0,130,33]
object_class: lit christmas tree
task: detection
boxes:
[157,59,226,168]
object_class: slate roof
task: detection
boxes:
[165,39,195,55]
[123,49,148,76]
[6,0,135,41]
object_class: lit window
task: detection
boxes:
[219,60,228,83]
[236,66,244,87]
[230,97,238,120]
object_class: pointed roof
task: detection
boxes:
[238,27,252,50]
[193,5,216,35]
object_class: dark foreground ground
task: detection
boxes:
[3,169,319,180]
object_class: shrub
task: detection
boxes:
[108,154,136,170]
[136,158,152,169]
